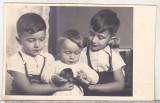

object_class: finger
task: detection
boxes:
[70,86,74,90]
[80,71,88,79]
[77,71,81,76]
[68,83,74,87]
[79,70,84,73]
[57,77,68,82]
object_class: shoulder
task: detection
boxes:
[76,62,90,68]
[111,49,121,58]
[79,47,87,60]
[81,47,87,55]
[82,47,87,52]
[111,49,124,61]
[42,51,55,61]
[111,49,126,64]
[53,60,64,68]
[111,49,126,71]
[8,52,23,64]
[7,52,25,73]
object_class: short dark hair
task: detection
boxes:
[16,13,46,37]
[57,29,83,50]
[90,9,120,36]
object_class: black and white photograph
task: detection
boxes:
[2,3,155,100]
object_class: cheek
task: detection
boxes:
[40,41,45,46]
[60,53,68,60]
[75,55,80,60]
[23,42,34,48]
[89,36,93,41]
[99,40,109,46]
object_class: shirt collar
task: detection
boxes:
[20,48,46,58]
[103,45,111,56]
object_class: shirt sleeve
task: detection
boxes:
[7,54,25,74]
[41,61,56,83]
[45,52,55,62]
[80,62,99,84]
[112,50,126,71]
[79,48,87,63]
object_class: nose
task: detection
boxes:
[34,40,40,48]
[91,36,98,44]
[69,53,75,60]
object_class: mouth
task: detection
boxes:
[68,61,76,64]
[34,49,41,53]
[90,43,98,47]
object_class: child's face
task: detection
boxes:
[89,28,112,51]
[17,30,46,57]
[59,39,82,65]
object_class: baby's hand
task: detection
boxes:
[58,82,74,91]
[77,70,92,84]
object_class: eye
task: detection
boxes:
[27,39,34,42]
[39,37,45,41]
[98,35,106,40]
[64,51,71,54]
[75,52,80,55]
[89,31,95,37]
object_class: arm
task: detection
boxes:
[88,67,125,92]
[10,71,73,95]
[77,64,99,84]
[83,66,99,84]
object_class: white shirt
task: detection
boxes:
[80,46,126,72]
[6,49,55,95]
[7,49,55,75]
[41,60,99,96]
[53,60,99,83]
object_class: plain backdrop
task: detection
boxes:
[48,7,133,57]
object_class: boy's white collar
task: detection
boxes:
[89,45,111,56]
[20,48,46,58]
[103,45,111,56]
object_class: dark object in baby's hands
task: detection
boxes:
[54,68,89,88]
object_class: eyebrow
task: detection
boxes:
[26,38,35,40]
[26,36,45,39]
[97,35,106,38]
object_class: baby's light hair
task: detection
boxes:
[57,29,83,50]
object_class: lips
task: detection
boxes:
[69,61,75,63]
[34,49,41,53]
[90,43,98,47]
[68,61,76,64]
[90,41,97,45]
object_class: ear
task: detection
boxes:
[16,36,21,45]
[108,37,114,44]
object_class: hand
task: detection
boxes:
[77,70,92,84]
[50,74,68,86]
[58,82,74,91]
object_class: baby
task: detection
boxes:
[42,29,99,96]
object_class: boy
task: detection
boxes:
[80,9,126,96]
[6,13,72,95]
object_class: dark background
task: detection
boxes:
[48,6,133,56]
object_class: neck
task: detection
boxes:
[22,48,36,57]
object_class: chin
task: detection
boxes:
[31,54,37,57]
[31,53,40,57]
[90,47,100,52]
